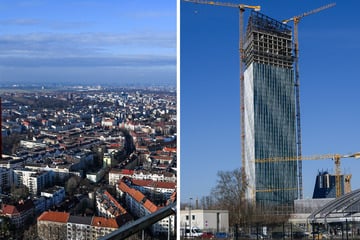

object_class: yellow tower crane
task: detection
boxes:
[183,0,260,202]
[281,3,336,199]
[255,152,360,198]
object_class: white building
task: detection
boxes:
[180,208,229,233]
[86,168,106,183]
[67,216,93,240]
[41,186,66,207]
[109,169,176,186]
[13,168,53,195]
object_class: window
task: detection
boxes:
[192,215,195,220]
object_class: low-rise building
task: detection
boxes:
[180,208,229,234]
[41,185,66,208]
[0,199,35,227]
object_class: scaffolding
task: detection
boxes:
[244,11,293,69]
[243,11,297,209]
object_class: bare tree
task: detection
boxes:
[210,168,244,225]
[65,176,81,196]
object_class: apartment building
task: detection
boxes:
[37,211,120,240]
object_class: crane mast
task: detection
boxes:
[282,3,336,200]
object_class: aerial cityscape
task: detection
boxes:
[0,87,177,239]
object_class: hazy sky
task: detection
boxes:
[181,0,360,203]
[0,0,176,86]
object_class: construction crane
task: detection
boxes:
[183,0,260,202]
[255,152,360,198]
[281,3,336,200]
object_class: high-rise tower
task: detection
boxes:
[243,12,297,208]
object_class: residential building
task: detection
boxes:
[37,211,70,240]
[0,168,11,189]
[130,178,176,200]
[109,168,176,186]
[13,169,53,195]
[0,199,34,227]
[243,11,297,208]
[37,211,120,240]
[86,168,106,183]
[67,215,92,240]
[41,186,66,208]
[95,189,129,220]
[91,216,119,239]
[117,179,175,235]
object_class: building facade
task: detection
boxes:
[117,180,175,235]
[37,211,69,240]
[180,208,229,233]
[1,199,34,228]
[37,211,119,240]
[243,12,298,208]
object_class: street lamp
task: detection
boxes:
[189,197,192,237]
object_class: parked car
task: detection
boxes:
[215,232,231,239]
[180,226,203,238]
[201,232,215,239]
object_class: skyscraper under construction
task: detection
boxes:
[243,11,298,208]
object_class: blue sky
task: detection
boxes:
[180,0,360,203]
[0,1,176,86]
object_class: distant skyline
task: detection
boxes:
[0,1,176,87]
[181,1,360,203]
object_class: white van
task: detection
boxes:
[180,226,203,237]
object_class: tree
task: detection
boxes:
[65,176,81,196]
[210,168,290,228]
[210,168,244,226]
[10,185,29,201]
[199,195,216,210]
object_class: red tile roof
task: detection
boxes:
[163,147,176,153]
[103,190,127,215]
[2,205,17,215]
[1,200,34,215]
[143,200,159,213]
[121,169,134,175]
[118,179,160,213]
[131,179,176,189]
[37,211,70,223]
[92,216,119,229]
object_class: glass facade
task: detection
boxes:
[244,12,298,208]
